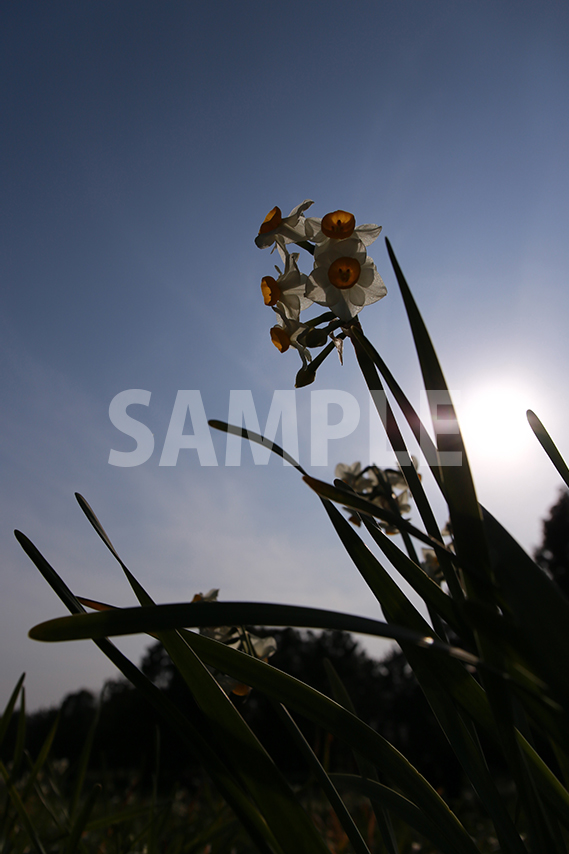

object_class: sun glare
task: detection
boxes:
[457,382,533,463]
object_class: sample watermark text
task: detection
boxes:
[108,389,462,468]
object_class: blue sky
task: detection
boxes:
[2,0,569,711]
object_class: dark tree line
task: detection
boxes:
[4,490,568,800]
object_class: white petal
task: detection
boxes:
[363,272,387,306]
[330,294,358,321]
[280,293,301,317]
[314,236,367,266]
[348,284,366,306]
[304,217,325,241]
[251,635,277,658]
[286,199,314,222]
[355,224,382,246]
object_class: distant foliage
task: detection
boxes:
[535,490,569,598]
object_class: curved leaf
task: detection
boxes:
[28,600,479,667]
[527,410,569,489]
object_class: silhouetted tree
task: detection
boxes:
[535,490,569,598]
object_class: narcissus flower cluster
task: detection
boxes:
[255,201,386,381]
[335,460,416,533]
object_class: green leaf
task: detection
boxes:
[303,475,452,554]
[324,659,399,854]
[0,673,25,752]
[358,515,461,633]
[28,591,479,852]
[208,421,307,474]
[28,600,479,668]
[63,783,101,854]
[0,758,47,854]
[385,238,491,588]
[175,631,481,854]
[349,325,444,492]
[350,325,463,604]
[483,507,569,710]
[330,774,475,854]
[527,410,569,489]
[72,500,331,854]
[16,531,281,854]
[273,704,372,854]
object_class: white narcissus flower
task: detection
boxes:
[306,236,387,322]
[335,461,369,492]
[270,307,312,367]
[335,461,415,531]
[261,248,312,320]
[255,200,314,250]
[305,209,382,248]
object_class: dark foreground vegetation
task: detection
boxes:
[2,491,568,853]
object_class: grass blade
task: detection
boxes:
[15,531,282,854]
[63,783,101,854]
[273,703,372,854]
[28,600,480,667]
[73,499,332,854]
[0,674,25,752]
[385,238,491,587]
[0,758,47,854]
[527,410,569,489]
[208,421,307,474]
[330,774,474,854]
[303,476,452,554]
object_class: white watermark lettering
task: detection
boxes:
[419,390,462,466]
[367,388,402,467]
[225,390,299,466]
[159,391,218,466]
[108,389,154,467]
[107,388,465,468]
[310,390,360,466]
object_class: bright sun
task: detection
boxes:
[456,382,533,463]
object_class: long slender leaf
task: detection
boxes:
[483,507,569,710]
[208,421,308,474]
[330,774,476,854]
[351,325,462,605]
[385,240,561,849]
[63,783,101,854]
[0,674,25,752]
[386,238,491,587]
[15,531,282,854]
[358,515,461,633]
[324,659,399,854]
[29,601,478,666]
[527,410,569,489]
[304,475,452,554]
[73,499,331,854]
[30,597,480,854]
[0,758,47,854]
[175,631,482,854]
[349,324,444,492]
[273,703,372,854]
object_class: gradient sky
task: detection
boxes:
[2,0,569,712]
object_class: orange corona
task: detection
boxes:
[321,210,356,240]
[270,326,290,352]
[327,257,361,289]
[259,206,282,234]
[261,276,281,306]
